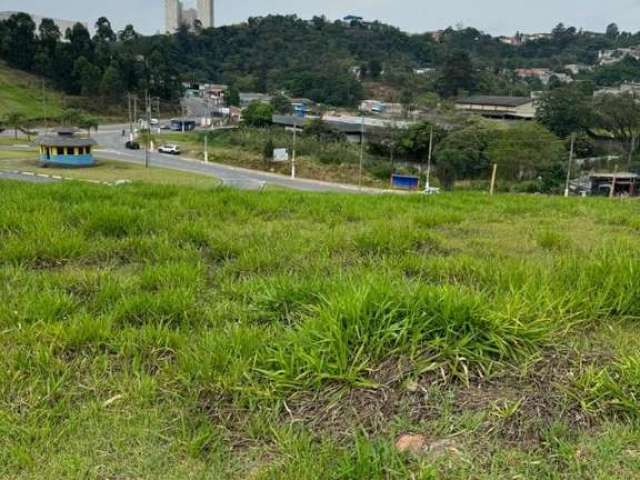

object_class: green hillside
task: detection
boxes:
[0,62,66,120]
[2,182,640,478]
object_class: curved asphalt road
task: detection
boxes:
[94,126,385,193]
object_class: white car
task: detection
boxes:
[158,144,182,155]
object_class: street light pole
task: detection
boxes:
[359,115,365,191]
[425,125,433,192]
[291,121,297,179]
[127,93,133,140]
[145,91,151,169]
[564,133,575,198]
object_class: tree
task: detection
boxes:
[304,119,346,142]
[118,24,139,43]
[100,63,125,102]
[436,50,475,98]
[536,84,593,138]
[226,86,240,107]
[73,57,102,96]
[77,114,99,136]
[271,93,292,114]
[6,112,26,139]
[485,122,565,182]
[4,13,36,70]
[368,59,383,79]
[434,126,488,190]
[399,89,416,116]
[93,17,116,69]
[66,23,93,61]
[606,23,619,40]
[263,137,274,162]
[94,17,116,43]
[396,122,446,161]
[242,102,274,127]
[59,109,84,127]
[592,93,640,166]
[38,18,61,52]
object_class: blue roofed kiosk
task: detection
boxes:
[37,128,97,167]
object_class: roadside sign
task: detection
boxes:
[273,148,289,162]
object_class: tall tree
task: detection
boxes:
[93,17,116,69]
[73,57,102,96]
[118,24,139,43]
[38,18,61,52]
[436,50,475,98]
[33,19,61,76]
[606,23,620,40]
[536,84,593,138]
[66,23,94,61]
[485,123,565,181]
[4,13,36,70]
[592,93,640,166]
[100,62,125,102]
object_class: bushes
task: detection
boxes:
[259,278,561,390]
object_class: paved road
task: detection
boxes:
[93,126,386,193]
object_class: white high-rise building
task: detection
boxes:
[197,0,214,29]
[165,0,182,32]
[165,0,214,32]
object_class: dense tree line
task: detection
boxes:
[2,13,640,108]
[0,13,182,104]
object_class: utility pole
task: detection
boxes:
[41,80,47,131]
[291,122,297,179]
[204,134,209,163]
[145,91,151,169]
[610,164,619,199]
[628,134,636,169]
[425,125,434,192]
[127,93,133,140]
[133,95,138,132]
[181,102,186,134]
[490,164,498,196]
[359,115,365,191]
[564,133,575,198]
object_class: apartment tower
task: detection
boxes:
[197,0,214,29]
[165,0,181,32]
[165,0,214,32]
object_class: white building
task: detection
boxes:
[455,96,537,120]
[165,0,181,33]
[197,0,214,29]
[598,47,640,66]
[165,0,215,32]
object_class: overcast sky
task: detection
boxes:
[2,0,639,35]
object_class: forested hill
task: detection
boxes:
[1,12,639,107]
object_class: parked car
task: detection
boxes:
[125,141,140,150]
[158,144,182,155]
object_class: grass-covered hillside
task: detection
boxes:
[2,181,640,478]
[0,62,67,120]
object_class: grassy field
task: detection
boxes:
[1,181,640,478]
[0,153,221,188]
[0,63,67,120]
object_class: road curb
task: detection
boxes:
[2,170,131,187]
